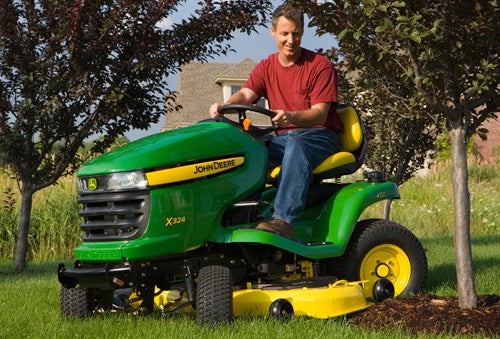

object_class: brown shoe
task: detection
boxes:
[256,219,294,239]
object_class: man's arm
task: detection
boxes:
[226,87,259,105]
[209,88,259,118]
[272,102,331,128]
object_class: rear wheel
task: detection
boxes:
[195,265,233,326]
[334,219,427,297]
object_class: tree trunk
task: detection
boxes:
[382,199,392,220]
[14,187,34,271]
[449,124,477,308]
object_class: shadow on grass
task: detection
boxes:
[423,234,500,293]
[0,260,73,278]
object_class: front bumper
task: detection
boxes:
[58,262,132,290]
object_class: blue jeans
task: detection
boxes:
[263,128,340,226]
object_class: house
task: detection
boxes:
[163,58,270,131]
[473,117,500,163]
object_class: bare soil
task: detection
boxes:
[349,293,500,337]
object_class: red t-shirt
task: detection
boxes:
[243,48,343,133]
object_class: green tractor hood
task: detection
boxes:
[78,122,264,176]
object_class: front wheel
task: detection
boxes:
[335,219,428,297]
[60,286,113,318]
[195,265,233,326]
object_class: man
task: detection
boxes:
[209,4,342,239]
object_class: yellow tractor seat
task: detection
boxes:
[267,105,366,182]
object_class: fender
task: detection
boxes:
[229,180,400,259]
[319,180,400,249]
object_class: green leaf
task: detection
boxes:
[410,14,422,26]
[338,28,348,41]
[377,5,387,12]
[397,30,409,39]
[396,15,409,22]
[432,18,442,29]
[391,1,406,8]
[410,30,421,43]
[384,18,394,29]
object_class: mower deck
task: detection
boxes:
[130,279,374,319]
[233,279,373,318]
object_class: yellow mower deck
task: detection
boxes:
[233,280,373,318]
[134,279,375,319]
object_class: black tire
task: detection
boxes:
[60,286,95,318]
[334,219,428,297]
[269,299,294,320]
[60,286,113,318]
[195,265,233,326]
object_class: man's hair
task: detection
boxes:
[271,4,304,33]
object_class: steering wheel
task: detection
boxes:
[217,104,277,138]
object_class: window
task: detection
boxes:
[221,82,268,109]
[256,98,267,108]
[231,85,241,95]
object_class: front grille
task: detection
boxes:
[78,190,150,241]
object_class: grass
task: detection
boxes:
[423,235,500,296]
[0,268,459,339]
[1,249,497,339]
[0,162,498,338]
[360,164,499,238]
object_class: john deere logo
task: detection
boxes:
[88,178,98,191]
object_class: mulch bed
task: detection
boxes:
[349,293,500,337]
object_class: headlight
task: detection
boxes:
[77,170,149,193]
[107,171,148,191]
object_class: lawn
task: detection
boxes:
[1,233,498,339]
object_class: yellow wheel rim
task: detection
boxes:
[360,244,411,297]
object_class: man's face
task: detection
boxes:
[271,16,302,62]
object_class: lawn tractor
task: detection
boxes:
[58,104,428,325]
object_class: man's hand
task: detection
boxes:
[209,103,223,118]
[209,88,258,118]
[272,103,331,128]
[272,110,290,128]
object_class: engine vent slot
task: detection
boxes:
[78,191,150,241]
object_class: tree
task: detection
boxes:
[320,47,440,220]
[295,0,499,308]
[349,75,441,218]
[321,47,440,193]
[0,0,273,271]
[334,57,441,218]
[337,65,439,186]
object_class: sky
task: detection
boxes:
[126,1,337,141]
